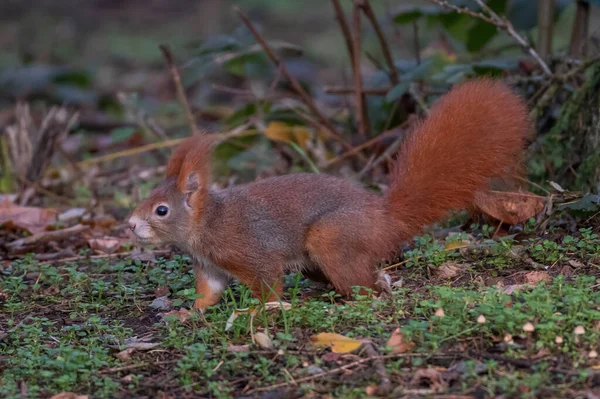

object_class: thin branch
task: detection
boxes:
[324,86,391,95]
[569,0,590,58]
[359,0,399,85]
[324,118,412,168]
[412,20,421,65]
[234,7,353,151]
[351,0,370,137]
[76,125,257,168]
[363,342,392,395]
[474,0,553,76]
[331,0,355,69]
[7,224,91,252]
[246,354,412,394]
[427,0,497,24]
[159,44,202,136]
[428,0,553,76]
[537,0,554,58]
[358,131,404,178]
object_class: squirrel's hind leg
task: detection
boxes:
[235,264,284,304]
[305,218,379,297]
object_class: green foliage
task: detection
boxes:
[2,227,600,397]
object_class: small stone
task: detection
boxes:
[149,296,172,311]
[253,332,274,349]
[307,365,324,375]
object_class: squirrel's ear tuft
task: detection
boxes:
[167,137,195,178]
[176,135,214,195]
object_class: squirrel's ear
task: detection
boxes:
[183,171,201,208]
[176,135,213,199]
[185,171,200,194]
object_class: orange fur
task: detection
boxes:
[386,79,528,241]
[166,136,197,178]
[193,269,224,311]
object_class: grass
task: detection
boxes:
[1,228,599,398]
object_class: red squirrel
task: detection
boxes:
[128,79,529,311]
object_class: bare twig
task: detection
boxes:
[569,0,590,58]
[475,0,552,76]
[159,45,202,137]
[246,354,410,394]
[324,118,412,168]
[75,126,257,168]
[359,0,399,85]
[351,1,370,137]
[331,0,355,68]
[528,56,600,120]
[537,0,554,58]
[6,224,90,252]
[427,0,496,24]
[428,0,552,76]
[363,342,392,395]
[324,86,391,95]
[412,20,421,65]
[358,131,404,178]
[39,249,173,266]
[235,7,353,151]
[102,359,179,374]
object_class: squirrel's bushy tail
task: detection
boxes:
[386,79,529,241]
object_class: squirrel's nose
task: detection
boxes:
[128,220,136,231]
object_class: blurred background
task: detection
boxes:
[1,0,599,211]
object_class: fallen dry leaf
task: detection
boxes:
[105,336,161,351]
[115,347,135,362]
[49,393,88,399]
[265,121,311,149]
[434,262,464,279]
[0,199,57,234]
[263,301,292,311]
[88,236,124,254]
[161,308,193,323]
[57,208,86,223]
[310,332,363,353]
[227,344,251,353]
[375,271,392,298]
[474,190,545,225]
[121,342,160,350]
[321,351,343,362]
[386,328,415,354]
[154,286,170,298]
[409,368,448,393]
[253,332,274,349]
[6,224,90,252]
[524,271,551,285]
[225,307,257,332]
[503,284,528,295]
[568,259,585,268]
[365,385,379,396]
[131,247,157,262]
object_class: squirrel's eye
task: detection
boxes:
[155,205,169,217]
